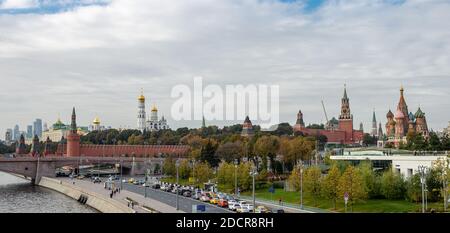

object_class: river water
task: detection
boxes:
[0,172,97,213]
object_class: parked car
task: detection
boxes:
[152,184,161,189]
[193,192,202,200]
[76,175,85,180]
[182,191,192,197]
[92,177,101,183]
[255,206,270,213]
[218,199,228,208]
[200,195,210,202]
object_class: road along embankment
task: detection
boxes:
[38,177,134,213]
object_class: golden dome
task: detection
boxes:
[151,105,158,112]
[93,116,101,125]
[138,94,145,102]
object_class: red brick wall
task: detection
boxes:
[57,144,189,157]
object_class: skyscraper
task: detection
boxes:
[13,125,20,141]
[33,119,43,138]
[27,125,33,139]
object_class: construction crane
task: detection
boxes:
[321,100,329,124]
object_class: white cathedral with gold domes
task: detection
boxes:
[137,91,169,132]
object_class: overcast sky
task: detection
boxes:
[1,0,449,138]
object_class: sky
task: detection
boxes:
[1,0,449,137]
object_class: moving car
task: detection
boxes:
[76,175,85,180]
[200,195,210,202]
[229,203,240,211]
[151,184,161,189]
[255,206,270,213]
[272,209,285,213]
[218,199,228,208]
[236,206,250,213]
[210,197,220,205]
[128,178,135,183]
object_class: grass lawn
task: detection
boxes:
[242,188,446,213]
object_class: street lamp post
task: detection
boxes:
[120,159,123,190]
[418,165,427,213]
[299,160,304,210]
[176,159,180,211]
[191,159,196,186]
[145,170,148,198]
[234,159,238,198]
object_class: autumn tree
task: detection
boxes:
[215,141,243,163]
[338,165,368,212]
[321,165,341,209]
[304,166,322,206]
[254,135,280,171]
[193,162,214,185]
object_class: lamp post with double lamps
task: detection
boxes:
[418,165,427,213]
[176,159,180,211]
[299,160,304,210]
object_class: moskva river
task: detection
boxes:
[0,172,97,213]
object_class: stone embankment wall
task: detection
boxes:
[39,177,134,213]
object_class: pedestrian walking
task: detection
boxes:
[279,198,282,206]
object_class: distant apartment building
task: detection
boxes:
[5,129,12,143]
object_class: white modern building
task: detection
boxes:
[330,149,449,179]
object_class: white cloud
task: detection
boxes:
[0,0,449,136]
[0,0,39,9]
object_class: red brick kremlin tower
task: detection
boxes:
[338,84,355,143]
[293,85,363,145]
[67,107,80,157]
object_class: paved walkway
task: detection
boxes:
[59,178,184,213]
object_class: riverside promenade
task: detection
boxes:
[57,177,184,213]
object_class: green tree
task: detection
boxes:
[321,165,341,210]
[381,169,406,200]
[273,123,293,136]
[338,166,368,212]
[199,140,219,168]
[427,132,442,151]
[304,166,322,206]
[362,133,377,146]
[406,173,422,203]
[359,161,381,198]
